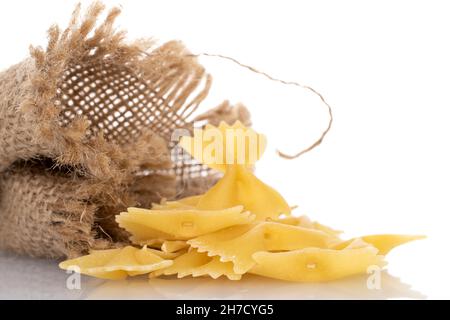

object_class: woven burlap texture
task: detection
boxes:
[0,2,250,258]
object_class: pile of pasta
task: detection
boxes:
[60,122,423,282]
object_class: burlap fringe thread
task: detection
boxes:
[0,2,250,259]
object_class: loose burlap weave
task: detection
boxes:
[0,2,250,258]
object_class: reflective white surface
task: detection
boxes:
[0,250,428,300]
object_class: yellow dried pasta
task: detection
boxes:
[188,222,333,274]
[179,121,267,172]
[59,121,424,283]
[274,215,343,238]
[196,165,291,220]
[179,121,290,220]
[151,249,241,280]
[59,246,172,280]
[250,239,386,282]
[116,205,254,241]
[161,240,189,253]
[151,195,201,210]
[331,234,425,255]
[134,238,164,249]
[135,239,188,253]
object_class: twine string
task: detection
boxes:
[141,49,333,159]
[187,52,333,159]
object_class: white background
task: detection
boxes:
[0,0,449,299]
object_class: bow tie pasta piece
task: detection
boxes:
[196,165,291,220]
[90,245,182,259]
[59,246,173,280]
[178,121,267,172]
[135,239,188,254]
[116,206,255,241]
[272,215,312,226]
[263,223,333,251]
[115,219,175,243]
[135,238,164,249]
[331,234,425,255]
[188,222,333,274]
[188,224,260,274]
[143,246,184,259]
[274,215,343,239]
[250,240,386,282]
[151,249,241,280]
[178,121,291,220]
[161,240,189,253]
[151,195,201,210]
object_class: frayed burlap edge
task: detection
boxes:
[0,2,252,259]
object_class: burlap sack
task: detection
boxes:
[0,2,250,258]
[0,3,210,178]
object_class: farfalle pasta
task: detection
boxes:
[59,246,172,280]
[161,240,190,253]
[59,121,423,283]
[330,234,425,255]
[116,205,254,241]
[136,239,188,254]
[151,249,241,280]
[178,121,267,172]
[273,215,343,238]
[151,195,201,210]
[250,239,386,282]
[195,164,292,220]
[188,222,333,274]
[180,121,291,220]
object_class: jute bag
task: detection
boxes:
[0,2,250,258]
